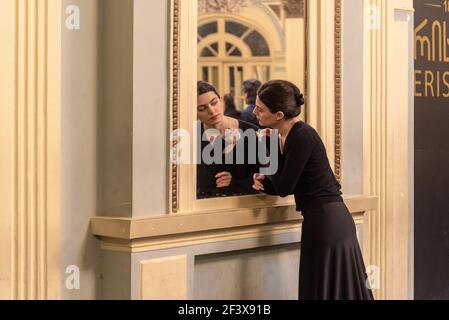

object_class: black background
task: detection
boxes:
[414,0,449,300]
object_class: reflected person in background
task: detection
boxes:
[224,94,241,120]
[196,81,260,199]
[240,79,262,127]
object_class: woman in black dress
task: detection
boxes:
[197,81,259,199]
[252,80,374,300]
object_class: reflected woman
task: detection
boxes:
[196,81,259,199]
[252,80,374,300]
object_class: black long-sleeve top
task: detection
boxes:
[262,121,343,211]
[196,120,260,199]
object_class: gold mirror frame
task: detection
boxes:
[169,0,342,214]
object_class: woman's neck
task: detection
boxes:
[277,118,300,140]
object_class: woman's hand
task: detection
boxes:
[253,173,266,191]
[215,172,232,188]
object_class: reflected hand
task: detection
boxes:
[253,173,266,191]
[215,172,232,188]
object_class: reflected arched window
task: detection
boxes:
[198,18,272,109]
[225,21,270,57]
[198,21,218,39]
[243,30,270,57]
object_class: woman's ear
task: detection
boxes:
[276,111,285,121]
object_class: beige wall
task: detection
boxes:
[61,0,135,299]
[61,0,165,298]
[132,0,169,217]
[194,244,300,300]
[342,0,364,195]
[102,0,134,217]
[99,0,169,218]
[102,251,131,300]
[61,0,103,299]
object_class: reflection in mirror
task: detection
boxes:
[196,81,262,199]
[196,0,306,200]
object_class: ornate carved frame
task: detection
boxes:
[169,0,343,214]
[170,0,181,213]
[334,0,342,181]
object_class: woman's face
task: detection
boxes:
[254,96,283,128]
[197,91,225,127]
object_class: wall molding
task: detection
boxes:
[98,213,367,253]
[0,0,61,300]
[363,0,412,300]
[104,222,303,253]
[92,195,377,252]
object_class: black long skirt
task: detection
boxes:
[298,200,374,300]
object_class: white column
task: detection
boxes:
[363,0,413,300]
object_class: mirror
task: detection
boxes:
[196,0,306,199]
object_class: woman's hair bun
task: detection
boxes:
[295,93,305,107]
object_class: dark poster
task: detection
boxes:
[414,0,449,300]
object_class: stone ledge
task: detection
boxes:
[91,195,378,242]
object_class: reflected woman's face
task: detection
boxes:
[197,91,225,127]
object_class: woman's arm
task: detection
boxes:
[268,131,315,197]
[261,176,278,195]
